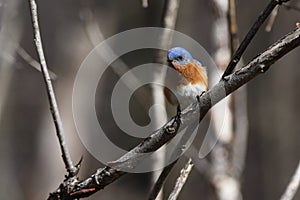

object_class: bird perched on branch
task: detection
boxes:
[164,47,208,110]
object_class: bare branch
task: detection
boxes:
[280,161,300,200]
[28,0,76,176]
[49,113,182,199]
[48,27,300,200]
[168,158,193,200]
[148,161,177,200]
[222,0,291,79]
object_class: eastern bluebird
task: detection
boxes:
[164,47,208,110]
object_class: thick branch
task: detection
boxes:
[28,0,76,176]
[48,27,300,199]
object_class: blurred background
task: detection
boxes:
[0,0,299,199]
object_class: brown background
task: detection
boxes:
[0,0,299,199]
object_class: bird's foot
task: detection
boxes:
[196,91,206,102]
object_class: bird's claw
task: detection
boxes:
[196,91,206,103]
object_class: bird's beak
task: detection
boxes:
[167,59,174,68]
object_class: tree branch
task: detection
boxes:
[28,0,76,176]
[48,27,300,200]
[222,0,291,79]
[148,161,177,200]
[168,158,193,200]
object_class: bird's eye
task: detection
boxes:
[177,56,183,60]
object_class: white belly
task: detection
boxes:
[175,83,206,109]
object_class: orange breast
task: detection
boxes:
[173,61,208,90]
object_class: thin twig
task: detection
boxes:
[28,0,76,176]
[280,161,300,200]
[222,0,291,79]
[148,161,177,200]
[168,158,193,200]
[48,27,300,200]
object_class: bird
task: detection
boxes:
[164,47,208,111]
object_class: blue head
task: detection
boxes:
[167,47,193,66]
